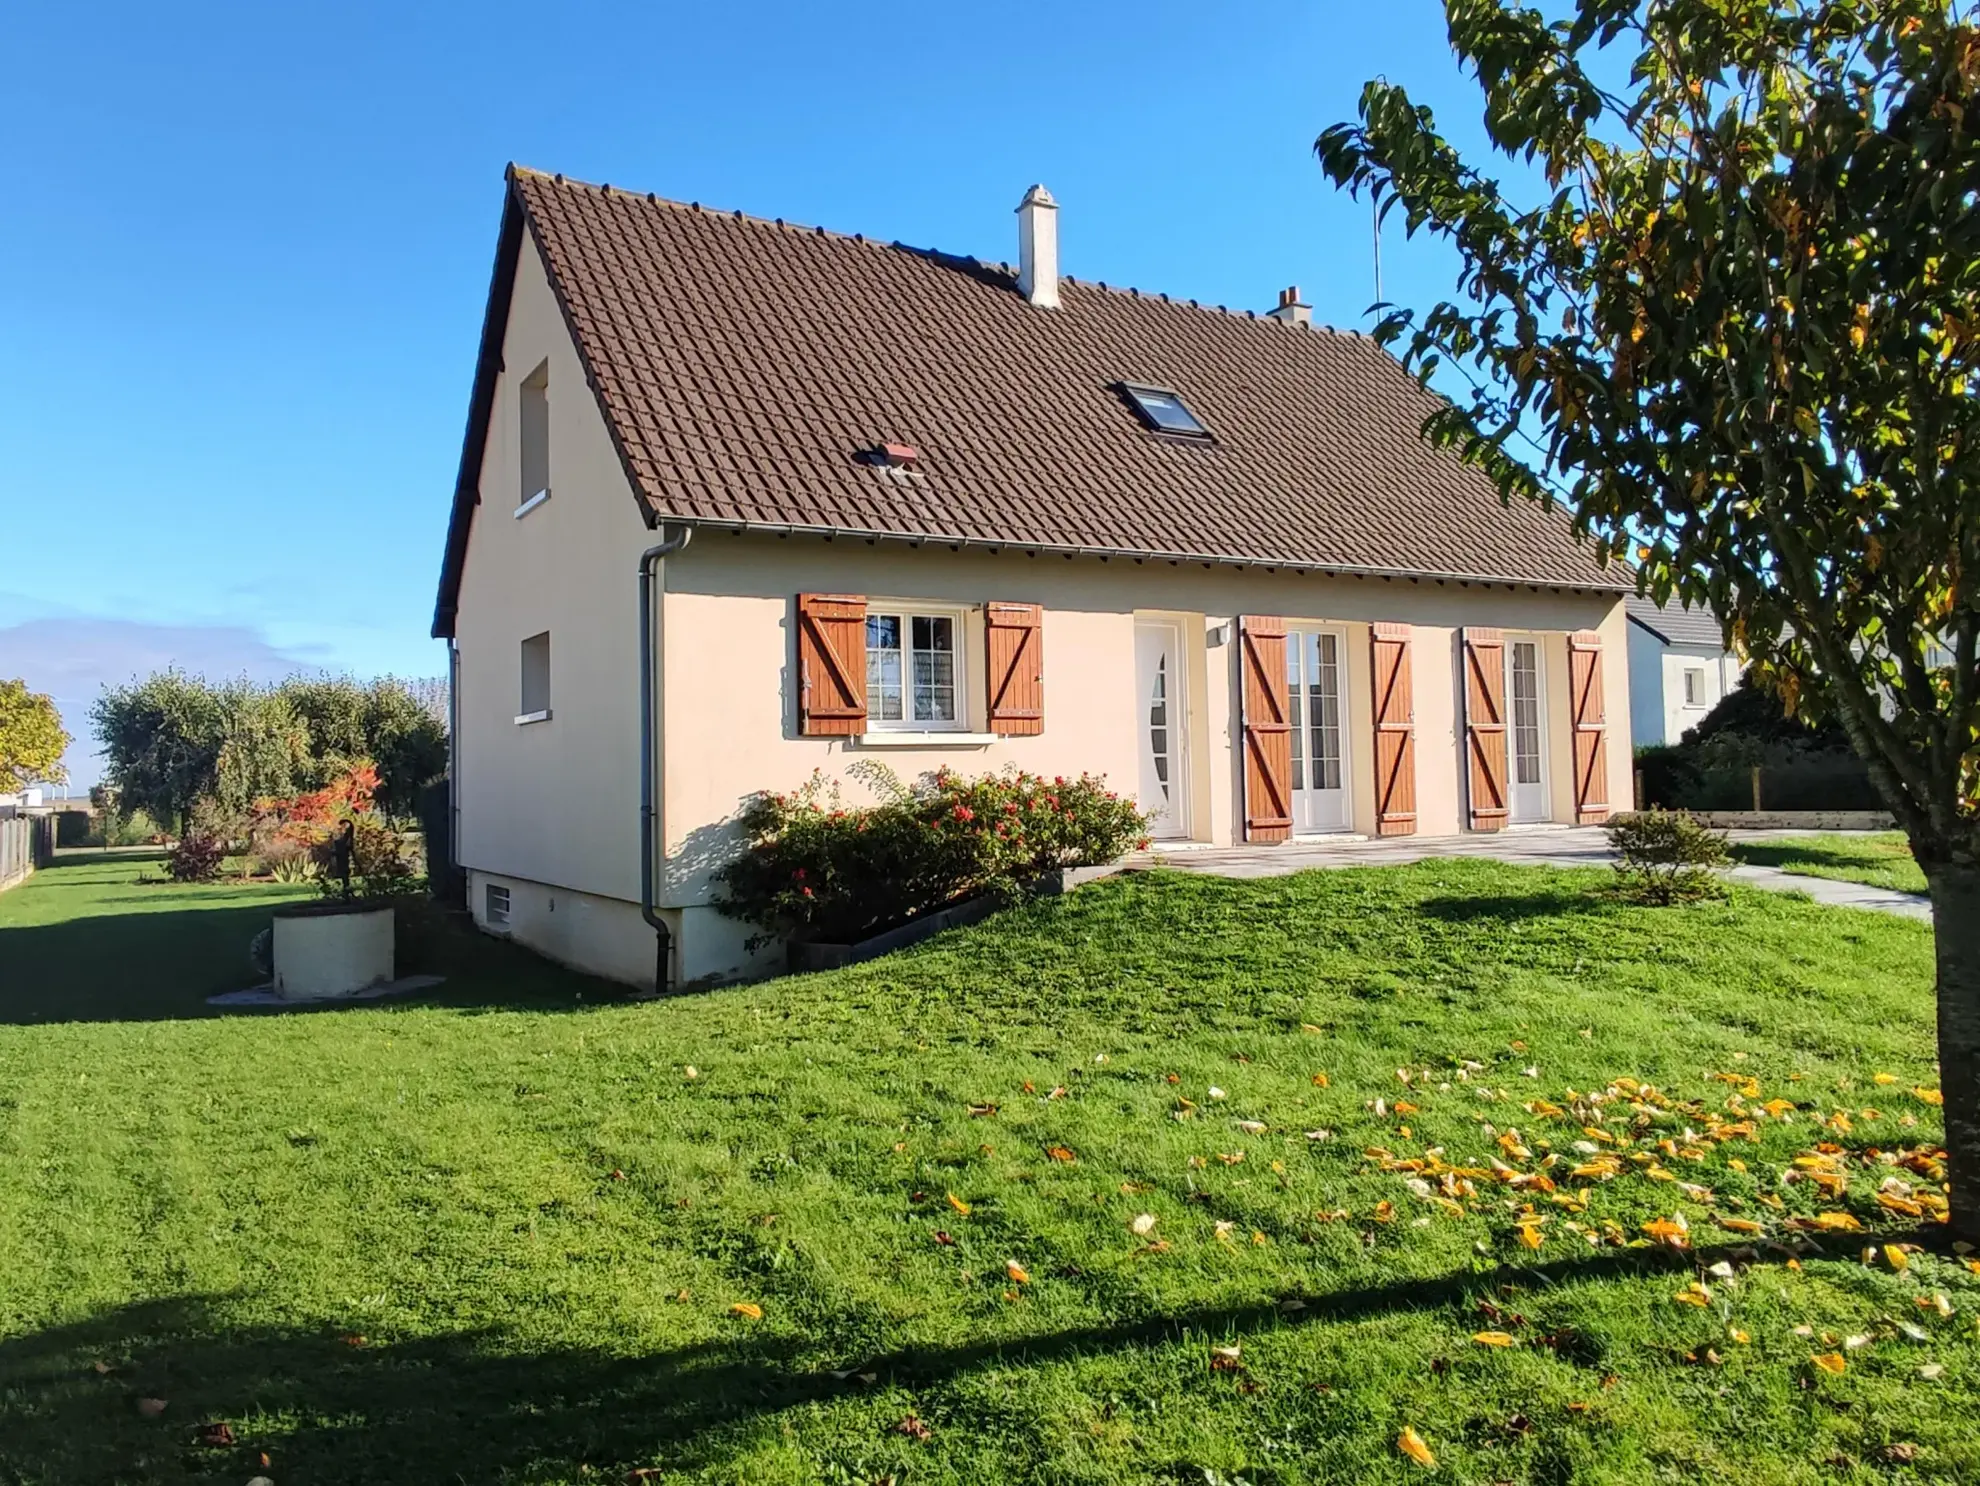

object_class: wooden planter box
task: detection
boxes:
[786,863,1124,974]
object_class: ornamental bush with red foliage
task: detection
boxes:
[165,832,227,883]
[713,764,1151,947]
[249,763,418,901]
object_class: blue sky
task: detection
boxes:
[0,0,1494,785]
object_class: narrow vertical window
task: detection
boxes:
[518,631,551,722]
[519,360,550,510]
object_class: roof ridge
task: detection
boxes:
[509,163,1360,338]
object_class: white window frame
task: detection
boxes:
[517,631,551,724]
[518,360,551,514]
[862,601,970,733]
[1682,665,1707,707]
[485,882,512,929]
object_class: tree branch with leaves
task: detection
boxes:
[1319,0,1980,1236]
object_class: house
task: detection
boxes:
[432,167,1635,988]
[1624,594,1743,747]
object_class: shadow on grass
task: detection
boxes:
[0,900,632,1027]
[0,1231,1925,1484]
[1416,888,1614,923]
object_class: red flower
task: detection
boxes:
[1137,837,1152,851]
[953,805,975,822]
[802,886,815,898]
[1003,801,1019,814]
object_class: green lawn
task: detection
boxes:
[1728,832,1930,896]
[0,851,1971,1485]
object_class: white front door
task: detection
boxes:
[1135,621,1189,839]
[1287,627,1350,833]
[1506,638,1548,822]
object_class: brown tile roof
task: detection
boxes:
[434,166,1623,636]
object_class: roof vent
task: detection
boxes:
[862,441,922,472]
[1267,285,1312,328]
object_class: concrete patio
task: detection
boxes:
[1132,826,1933,922]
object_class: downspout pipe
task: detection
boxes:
[638,522,693,993]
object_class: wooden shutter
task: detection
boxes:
[985,602,1044,735]
[1462,627,1509,831]
[1369,623,1416,837]
[1240,615,1292,842]
[796,593,866,736]
[1569,630,1610,823]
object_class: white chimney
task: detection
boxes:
[1267,285,1312,327]
[1016,184,1059,309]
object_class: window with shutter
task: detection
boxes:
[1462,627,1510,831]
[796,593,867,736]
[985,602,1044,735]
[1569,630,1610,824]
[1239,615,1292,842]
[1369,623,1416,837]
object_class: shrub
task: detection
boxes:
[713,765,1151,947]
[313,815,420,902]
[165,832,226,883]
[1607,808,1731,905]
[247,763,421,903]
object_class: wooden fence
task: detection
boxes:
[0,814,56,894]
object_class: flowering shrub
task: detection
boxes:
[165,832,227,883]
[249,763,419,902]
[713,764,1150,946]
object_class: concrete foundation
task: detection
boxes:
[272,906,395,1000]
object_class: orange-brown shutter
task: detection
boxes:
[1369,623,1416,837]
[1240,615,1292,842]
[1569,630,1610,823]
[985,602,1044,735]
[796,593,866,736]
[1462,627,1509,831]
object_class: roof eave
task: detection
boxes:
[639,509,1631,594]
[432,169,527,640]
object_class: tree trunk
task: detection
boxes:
[1926,863,1980,1244]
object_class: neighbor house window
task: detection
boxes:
[518,631,551,722]
[519,360,550,512]
[865,607,965,729]
[485,883,511,928]
[1683,666,1706,707]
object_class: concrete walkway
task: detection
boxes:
[1135,827,1933,922]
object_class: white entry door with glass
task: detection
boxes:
[1286,627,1350,834]
[1505,637,1548,822]
[1134,620,1189,839]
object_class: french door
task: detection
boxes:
[1134,621,1189,839]
[1287,627,1350,833]
[1505,638,1548,822]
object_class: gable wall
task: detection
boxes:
[452,229,655,909]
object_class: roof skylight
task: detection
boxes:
[1119,383,1211,439]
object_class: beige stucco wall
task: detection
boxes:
[657,538,1635,911]
[452,231,655,908]
[447,233,1635,988]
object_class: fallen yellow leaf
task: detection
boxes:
[1006,1259,1030,1285]
[1874,1073,1898,1085]
[946,1192,971,1216]
[1473,1331,1516,1347]
[1729,1328,1750,1344]
[1915,1087,1945,1105]
[1397,1426,1437,1468]
[1885,1244,1910,1272]
[1811,1352,1846,1375]
[1719,1218,1765,1234]
[730,1302,762,1320]
[1045,1145,1077,1163]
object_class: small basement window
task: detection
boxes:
[1119,382,1211,439]
[518,631,551,722]
[1683,666,1707,707]
[485,882,511,928]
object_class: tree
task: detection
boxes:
[278,676,446,821]
[0,679,69,792]
[1318,1,1980,1235]
[90,671,226,834]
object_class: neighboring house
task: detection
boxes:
[1624,595,1744,747]
[433,167,1635,988]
